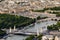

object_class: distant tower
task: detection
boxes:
[9,27,12,33]
[14,26,16,31]
[37,28,39,36]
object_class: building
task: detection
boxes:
[55,35,60,40]
[42,35,54,40]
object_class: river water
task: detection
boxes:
[5,20,57,40]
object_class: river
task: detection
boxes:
[4,20,57,40]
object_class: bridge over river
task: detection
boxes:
[2,26,39,36]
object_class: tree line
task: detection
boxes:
[0,14,35,29]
